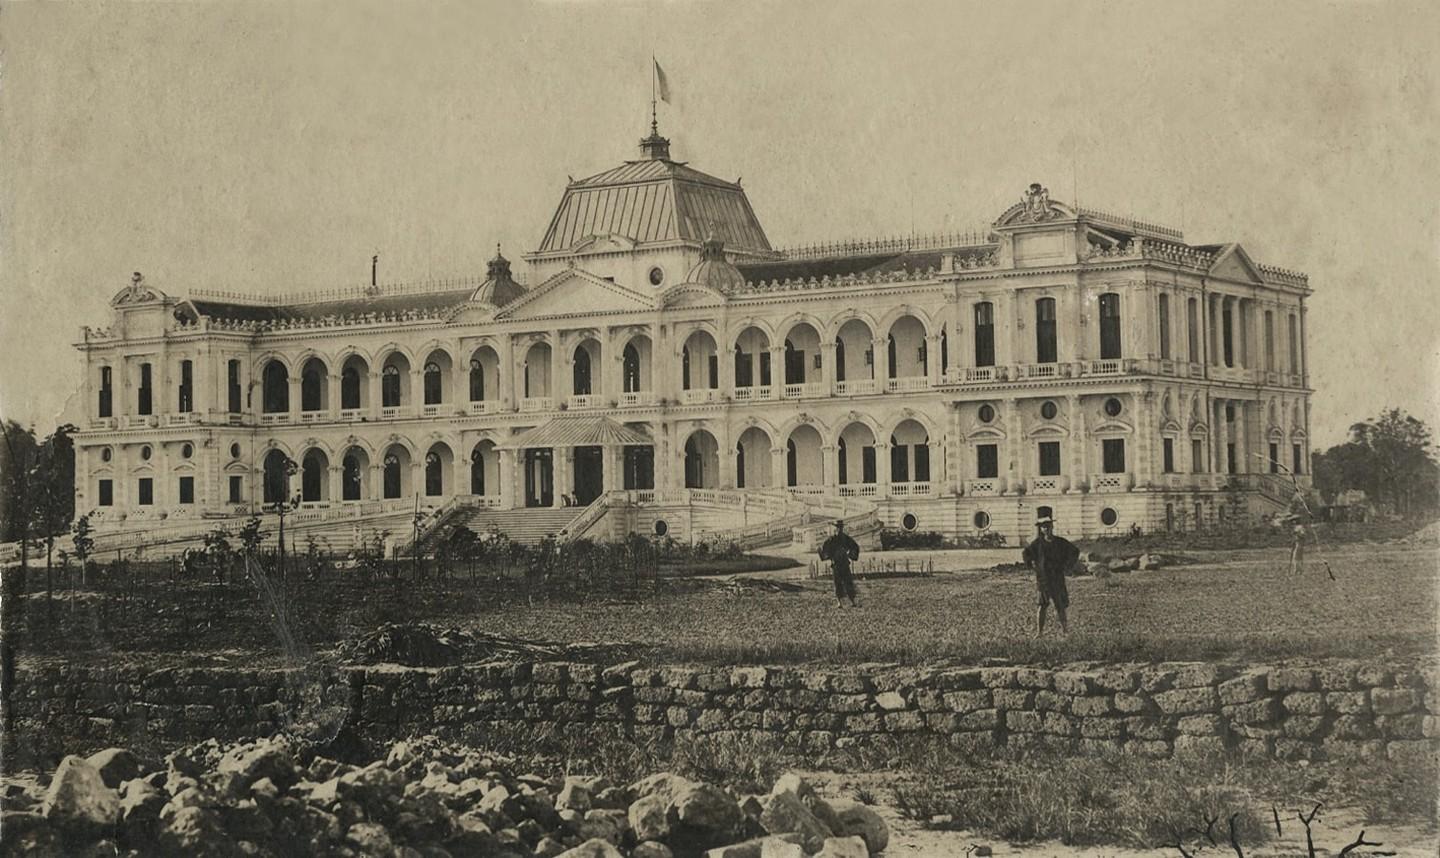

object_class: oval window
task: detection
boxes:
[978,404,995,424]
[1100,507,1118,526]
[100,447,113,462]
[648,266,665,287]
[653,519,669,537]
[973,511,991,530]
[140,445,152,461]
[901,512,919,532]
[1104,397,1123,417]
[230,443,242,459]
[181,443,194,459]
[1040,400,1058,420]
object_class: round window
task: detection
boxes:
[100,447,113,462]
[1040,400,1058,420]
[1104,397,1123,417]
[653,519,669,537]
[973,511,991,530]
[1100,507,1118,527]
[181,443,194,459]
[901,513,919,532]
[140,445,152,461]
[230,443,242,459]
[648,266,665,287]
[977,404,995,423]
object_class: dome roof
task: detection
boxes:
[685,237,745,293]
[471,248,526,306]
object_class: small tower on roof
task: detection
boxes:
[471,245,525,306]
[639,119,670,161]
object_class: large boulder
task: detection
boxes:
[703,832,806,858]
[629,793,672,842]
[815,834,870,858]
[757,792,832,852]
[84,748,150,789]
[829,799,888,854]
[216,738,298,792]
[41,755,120,838]
[770,773,840,834]
[556,838,626,858]
[158,806,235,857]
[667,783,744,852]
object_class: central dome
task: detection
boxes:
[535,136,773,257]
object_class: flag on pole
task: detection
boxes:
[654,60,672,104]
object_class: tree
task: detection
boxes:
[1313,408,1440,516]
[30,425,77,602]
[72,513,95,585]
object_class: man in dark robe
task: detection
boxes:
[819,519,860,607]
[1022,515,1078,635]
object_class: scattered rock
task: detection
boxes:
[815,834,870,858]
[41,755,120,838]
[84,747,149,789]
[557,837,626,858]
[830,798,889,854]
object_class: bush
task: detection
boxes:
[880,529,1007,550]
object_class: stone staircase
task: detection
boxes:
[450,507,584,545]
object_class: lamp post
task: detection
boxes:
[272,455,300,579]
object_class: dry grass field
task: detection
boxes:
[14,539,1436,668]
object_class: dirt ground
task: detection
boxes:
[808,771,1440,857]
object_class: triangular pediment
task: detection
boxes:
[660,282,728,309]
[497,268,657,320]
[1208,244,1263,286]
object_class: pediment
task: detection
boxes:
[447,304,499,325]
[1207,244,1263,286]
[661,282,728,309]
[497,269,657,320]
[569,234,638,255]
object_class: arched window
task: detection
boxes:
[469,359,485,401]
[837,438,848,485]
[302,453,324,501]
[572,347,592,396]
[470,448,486,495]
[735,442,746,489]
[1099,293,1122,360]
[382,365,402,407]
[623,343,641,392]
[383,454,402,499]
[342,455,362,501]
[1036,298,1057,363]
[681,346,692,390]
[341,367,361,410]
[834,338,847,382]
[1158,294,1172,360]
[425,452,443,496]
[890,434,908,482]
[784,339,803,385]
[423,362,443,405]
[887,334,898,379]
[786,439,798,486]
[974,302,995,367]
[301,365,323,412]
[262,362,289,414]
[263,451,291,505]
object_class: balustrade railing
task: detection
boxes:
[300,411,324,423]
[1028,477,1061,493]
[1188,363,1206,378]
[885,376,930,393]
[468,400,500,415]
[567,394,600,410]
[835,379,877,396]
[966,367,996,382]
[260,413,288,424]
[339,408,363,421]
[838,484,879,498]
[520,397,553,413]
[1086,359,1123,376]
[619,391,654,407]
[781,382,827,399]
[166,413,198,426]
[888,481,933,497]
[681,388,719,405]
[1017,363,1061,380]
[965,479,999,496]
[1090,472,1130,492]
[421,404,443,417]
[732,385,775,402]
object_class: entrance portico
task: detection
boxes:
[505,416,654,508]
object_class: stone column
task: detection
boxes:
[553,447,570,507]
[949,297,966,374]
[1213,399,1226,474]
[925,334,942,386]
[500,337,515,408]
[820,341,837,395]
[871,337,889,386]
[1135,392,1154,488]
[368,464,384,501]
[409,369,425,410]
[820,444,835,488]
[452,352,468,410]
[287,375,301,419]
[1234,401,1249,474]
[949,406,965,494]
[498,449,516,509]
[1007,397,1025,493]
[551,329,565,401]
[1067,394,1084,491]
[327,373,342,416]
[767,345,784,391]
[718,422,736,490]
[328,465,343,504]
[875,441,891,493]
[368,371,383,419]
[770,446,787,489]
[602,445,618,494]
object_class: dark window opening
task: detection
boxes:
[571,349,591,397]
[914,443,930,482]
[785,341,804,385]
[178,476,195,504]
[734,347,752,387]
[834,339,846,383]
[138,363,153,415]
[976,444,999,479]
[1163,438,1175,473]
[1036,297,1057,363]
[1292,444,1303,475]
[759,351,771,387]
[1222,303,1235,367]
[468,360,485,401]
[861,445,877,484]
[382,366,401,407]
[890,437,908,483]
[786,439,798,486]
[228,475,243,504]
[1102,438,1126,474]
[424,362,443,404]
[178,360,194,413]
[1158,294,1172,360]
[1039,441,1061,476]
[1192,438,1205,474]
[99,480,113,506]
[228,360,242,413]
[682,347,691,390]
[425,453,443,496]
[301,367,324,412]
[262,363,289,414]
[344,455,363,500]
[138,478,153,506]
[974,302,995,367]
[623,344,641,392]
[1099,293,1122,360]
[1227,443,1237,475]
[384,456,402,499]
[734,443,745,489]
[98,367,113,418]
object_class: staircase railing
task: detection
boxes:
[396,495,479,554]
[558,494,614,542]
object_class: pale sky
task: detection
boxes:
[2,0,1437,447]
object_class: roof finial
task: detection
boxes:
[641,57,672,160]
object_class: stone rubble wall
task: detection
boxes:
[14,659,1439,763]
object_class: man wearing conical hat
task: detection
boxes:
[1022,514,1079,635]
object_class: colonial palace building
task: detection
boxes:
[69,124,1313,549]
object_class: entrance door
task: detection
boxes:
[524,448,554,507]
[573,446,604,506]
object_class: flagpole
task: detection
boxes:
[650,55,658,135]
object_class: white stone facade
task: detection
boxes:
[71,133,1313,544]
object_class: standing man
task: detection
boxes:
[819,519,861,607]
[1022,515,1079,635]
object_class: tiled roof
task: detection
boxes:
[188,290,473,325]
[737,251,948,285]
[507,417,653,449]
[538,159,772,255]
